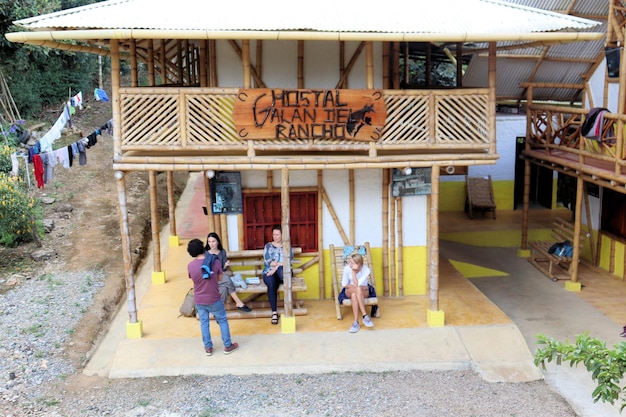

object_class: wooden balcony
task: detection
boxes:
[523,104,626,190]
[114,87,497,171]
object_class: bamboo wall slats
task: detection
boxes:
[116,87,494,158]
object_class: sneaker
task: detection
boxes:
[205,347,213,356]
[223,342,239,355]
[349,321,360,333]
[363,315,374,328]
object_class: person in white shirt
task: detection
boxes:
[341,253,374,333]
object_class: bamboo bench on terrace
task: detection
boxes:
[224,247,308,319]
[528,218,587,282]
[465,175,496,219]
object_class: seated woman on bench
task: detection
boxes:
[262,225,293,325]
[205,232,252,312]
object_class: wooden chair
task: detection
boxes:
[330,242,379,320]
[465,175,496,219]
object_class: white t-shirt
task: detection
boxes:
[341,264,371,287]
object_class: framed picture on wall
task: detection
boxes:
[392,168,432,197]
[210,171,243,214]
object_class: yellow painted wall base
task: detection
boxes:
[281,315,296,334]
[126,320,143,339]
[517,248,530,258]
[169,235,180,247]
[152,271,166,284]
[427,309,445,327]
[564,281,582,292]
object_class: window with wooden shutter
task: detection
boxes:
[243,192,318,252]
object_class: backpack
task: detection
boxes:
[201,252,217,279]
[179,288,196,317]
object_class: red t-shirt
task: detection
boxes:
[187,257,223,305]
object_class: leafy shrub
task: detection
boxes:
[535,333,626,411]
[0,172,40,247]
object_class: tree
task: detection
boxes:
[534,333,626,412]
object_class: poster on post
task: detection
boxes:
[210,171,243,214]
[392,168,432,197]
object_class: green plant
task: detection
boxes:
[535,333,626,411]
[0,172,41,247]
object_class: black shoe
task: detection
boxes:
[237,305,252,312]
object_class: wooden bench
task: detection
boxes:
[528,218,587,282]
[223,248,308,319]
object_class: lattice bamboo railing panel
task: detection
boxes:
[121,93,180,147]
[118,87,493,153]
[186,93,240,145]
[380,93,430,144]
[435,93,489,145]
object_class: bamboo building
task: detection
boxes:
[8,0,625,338]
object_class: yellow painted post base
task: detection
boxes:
[427,309,445,327]
[517,248,530,258]
[126,320,143,339]
[564,281,582,292]
[281,315,296,334]
[169,235,180,247]
[152,271,166,284]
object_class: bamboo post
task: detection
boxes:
[618,28,626,115]
[317,170,325,300]
[389,197,396,296]
[111,40,122,161]
[167,172,177,237]
[569,176,584,283]
[149,171,162,272]
[349,170,355,243]
[242,40,251,89]
[429,166,440,312]
[199,40,207,88]
[488,42,497,155]
[382,42,391,89]
[210,40,217,87]
[583,185,595,262]
[147,40,155,87]
[366,41,374,89]
[256,40,263,88]
[298,40,304,89]
[220,214,229,251]
[237,214,244,252]
[130,39,138,87]
[177,40,184,84]
[520,159,531,249]
[339,41,346,89]
[321,189,350,245]
[204,173,215,234]
[115,171,139,324]
[159,41,166,83]
[392,42,400,89]
[281,168,293,317]
[382,169,390,297]
[397,197,404,296]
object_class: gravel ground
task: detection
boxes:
[0,268,582,417]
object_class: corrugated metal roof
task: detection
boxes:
[13,0,599,35]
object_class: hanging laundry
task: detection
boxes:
[10,152,18,177]
[94,88,109,102]
[581,107,613,141]
[39,104,72,153]
[71,91,83,110]
[77,141,87,165]
[33,154,44,188]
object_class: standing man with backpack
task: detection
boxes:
[186,238,239,356]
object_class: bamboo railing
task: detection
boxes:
[117,87,493,157]
[526,104,626,183]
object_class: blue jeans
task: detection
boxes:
[263,266,285,311]
[196,300,233,349]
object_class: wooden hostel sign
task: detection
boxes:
[233,89,386,141]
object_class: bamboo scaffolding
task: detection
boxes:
[382,169,389,297]
[321,188,350,245]
[397,196,404,296]
[281,168,294,317]
[149,171,162,272]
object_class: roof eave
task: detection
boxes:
[5,29,605,45]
